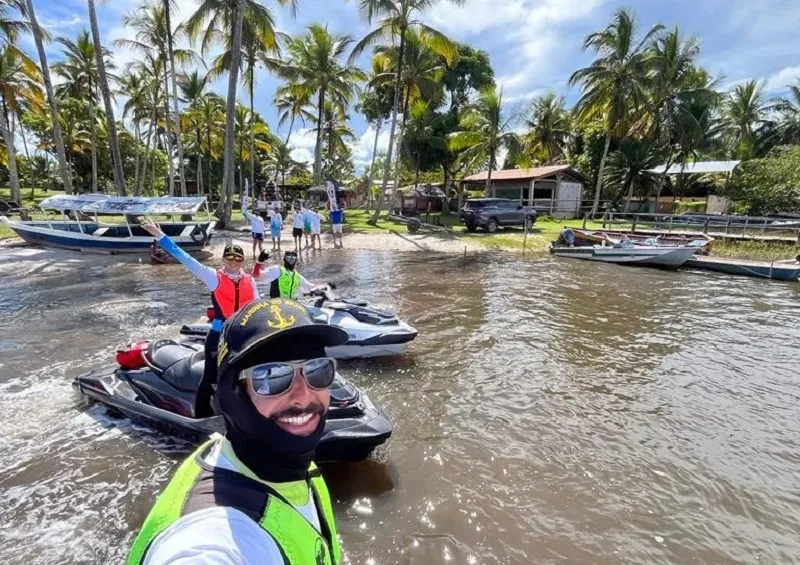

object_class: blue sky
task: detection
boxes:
[26,0,800,172]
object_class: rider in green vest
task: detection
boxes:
[129,298,350,565]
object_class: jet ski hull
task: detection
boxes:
[74,365,392,462]
[179,321,418,360]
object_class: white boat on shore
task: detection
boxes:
[551,244,699,267]
[0,195,214,254]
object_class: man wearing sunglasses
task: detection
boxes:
[129,299,348,565]
[142,220,260,417]
[252,250,318,299]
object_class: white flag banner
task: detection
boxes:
[326,181,339,211]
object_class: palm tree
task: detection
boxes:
[523,93,571,165]
[118,70,148,194]
[402,99,445,186]
[350,0,462,224]
[210,22,280,192]
[274,87,313,146]
[271,24,364,185]
[83,0,126,194]
[117,3,178,195]
[0,44,42,203]
[185,0,297,226]
[724,80,771,160]
[604,138,661,211]
[355,56,393,208]
[773,78,800,144]
[129,53,166,194]
[161,0,187,196]
[449,87,522,196]
[179,70,208,195]
[569,8,663,215]
[53,30,108,192]
[264,139,298,187]
[20,0,74,193]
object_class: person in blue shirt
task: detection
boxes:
[329,204,344,249]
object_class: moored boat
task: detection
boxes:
[684,255,800,281]
[551,244,700,267]
[0,194,213,254]
[572,228,713,249]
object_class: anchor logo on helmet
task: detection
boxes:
[267,303,296,330]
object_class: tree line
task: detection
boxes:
[1,1,799,227]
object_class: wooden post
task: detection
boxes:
[582,212,588,229]
[743,218,749,238]
[602,211,608,229]
[632,215,638,233]
[725,217,731,234]
[703,217,710,234]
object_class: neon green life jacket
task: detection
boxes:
[278,266,302,299]
[128,438,342,565]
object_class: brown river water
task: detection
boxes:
[1,244,799,564]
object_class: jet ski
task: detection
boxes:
[73,339,392,462]
[180,286,418,359]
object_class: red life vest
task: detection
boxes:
[211,270,256,321]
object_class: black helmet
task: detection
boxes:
[283,250,298,270]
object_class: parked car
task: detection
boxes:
[460,198,537,233]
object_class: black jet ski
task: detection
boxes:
[73,339,392,462]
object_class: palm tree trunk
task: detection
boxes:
[220,0,245,227]
[1,97,20,203]
[312,88,326,184]
[391,86,411,200]
[590,132,612,217]
[87,0,126,195]
[653,152,673,213]
[364,119,381,209]
[133,121,141,195]
[162,56,176,196]
[249,68,256,190]
[274,114,296,183]
[206,123,213,201]
[196,129,204,196]
[18,116,35,200]
[370,26,406,225]
[24,0,73,194]
[485,154,494,196]
[140,110,156,196]
[88,84,98,193]
[163,0,187,196]
[623,178,634,213]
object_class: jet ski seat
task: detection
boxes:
[330,304,398,325]
[146,340,205,393]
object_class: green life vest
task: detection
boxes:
[278,267,301,299]
[128,438,342,565]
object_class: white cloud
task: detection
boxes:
[766,65,800,93]
[349,125,391,174]
[40,15,85,30]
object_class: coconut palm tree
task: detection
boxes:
[449,86,522,197]
[724,80,771,160]
[523,93,571,165]
[129,53,167,194]
[179,70,209,195]
[604,138,661,211]
[350,0,462,224]
[83,0,126,194]
[0,43,42,203]
[773,78,800,144]
[271,24,364,186]
[185,0,297,226]
[53,30,110,192]
[355,56,393,208]
[274,87,313,146]
[118,70,149,194]
[117,3,180,195]
[20,0,74,193]
[210,23,280,192]
[161,0,187,196]
[402,99,445,186]
[264,138,298,187]
[569,8,664,215]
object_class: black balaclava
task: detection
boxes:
[217,336,328,482]
[283,252,298,272]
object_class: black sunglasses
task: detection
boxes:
[239,358,337,397]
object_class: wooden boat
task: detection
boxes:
[551,243,699,267]
[0,195,214,254]
[572,228,713,249]
[684,255,800,281]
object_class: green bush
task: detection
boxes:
[731,146,800,214]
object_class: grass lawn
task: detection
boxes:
[711,240,799,262]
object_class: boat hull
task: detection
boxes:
[685,256,800,281]
[1,218,212,254]
[552,245,699,267]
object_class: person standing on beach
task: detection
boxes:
[310,206,322,250]
[291,202,304,254]
[242,196,266,260]
[268,205,283,251]
[329,204,344,249]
